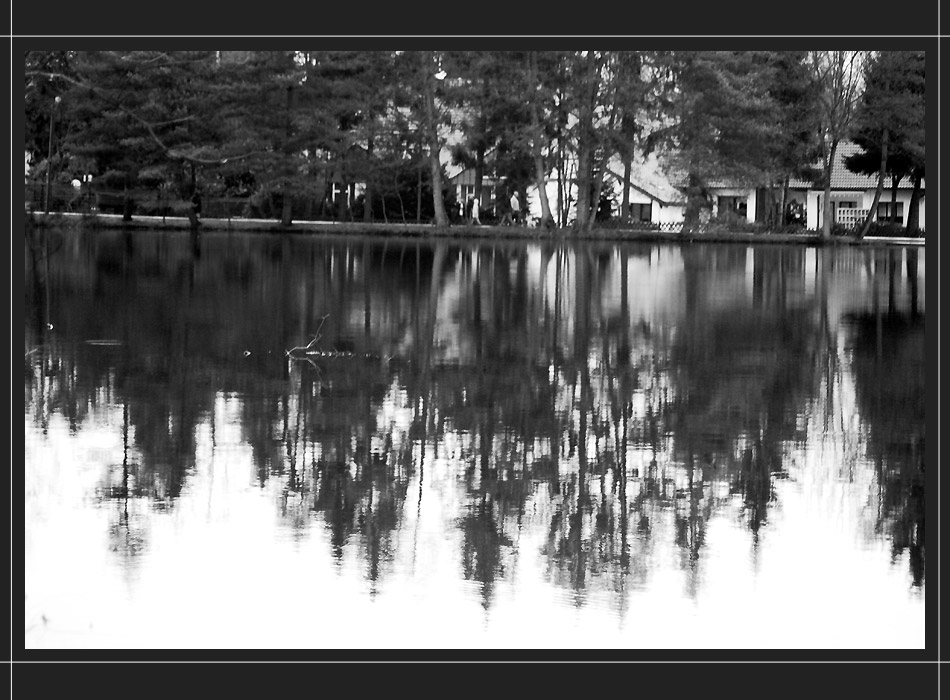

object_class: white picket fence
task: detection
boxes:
[836,207,869,229]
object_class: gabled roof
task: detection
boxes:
[605,167,685,206]
[606,153,688,206]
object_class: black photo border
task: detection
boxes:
[7,1,944,692]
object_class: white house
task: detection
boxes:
[698,141,924,230]
[445,139,924,231]
[802,141,924,231]
[445,161,505,220]
[522,153,687,227]
[603,169,687,226]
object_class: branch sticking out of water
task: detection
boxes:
[285,314,330,358]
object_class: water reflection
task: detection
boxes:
[845,248,925,588]
[24,228,926,647]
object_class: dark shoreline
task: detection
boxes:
[26,211,927,247]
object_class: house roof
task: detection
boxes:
[606,153,688,206]
[605,167,684,206]
[791,141,923,190]
[695,141,924,192]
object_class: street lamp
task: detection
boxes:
[44,96,62,215]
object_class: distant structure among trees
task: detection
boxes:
[24,49,925,235]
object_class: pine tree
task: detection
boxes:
[845,50,925,237]
[761,51,822,226]
[649,51,782,232]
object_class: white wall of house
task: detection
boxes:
[806,191,821,230]
[708,188,756,224]
[619,188,651,222]
[654,202,685,225]
[807,191,865,229]
[608,179,686,226]
[523,177,688,227]
[526,179,578,225]
[807,189,924,230]
[858,189,921,228]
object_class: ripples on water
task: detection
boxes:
[23,229,925,649]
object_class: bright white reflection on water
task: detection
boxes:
[24,230,925,649]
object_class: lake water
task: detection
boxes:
[23,228,926,650]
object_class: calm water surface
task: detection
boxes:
[24,228,925,649]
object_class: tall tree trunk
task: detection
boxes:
[122,170,134,222]
[779,175,789,227]
[889,173,901,226]
[758,186,773,226]
[337,183,348,221]
[281,195,293,226]
[473,78,488,213]
[416,160,422,223]
[428,154,447,226]
[583,74,618,233]
[906,170,922,232]
[574,132,592,232]
[573,57,598,233]
[858,129,888,239]
[364,135,374,224]
[531,151,553,228]
[820,140,839,241]
[527,52,554,229]
[683,172,706,232]
[185,162,198,230]
[473,144,484,218]
[588,162,607,232]
[422,52,449,227]
[281,84,294,228]
[556,139,565,227]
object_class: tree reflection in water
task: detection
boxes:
[23,230,926,609]
[846,248,925,587]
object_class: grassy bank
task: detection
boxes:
[25,211,926,247]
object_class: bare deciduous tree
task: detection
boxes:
[808,50,866,240]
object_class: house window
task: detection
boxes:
[717,196,747,218]
[876,201,904,223]
[629,202,652,222]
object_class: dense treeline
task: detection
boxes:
[24,50,925,236]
